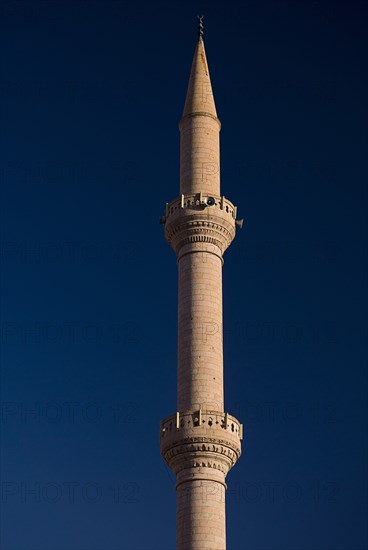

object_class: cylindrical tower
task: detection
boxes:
[160,29,243,550]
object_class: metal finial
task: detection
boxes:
[197,15,204,40]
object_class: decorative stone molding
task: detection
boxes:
[162,194,238,256]
[179,111,221,129]
[160,410,242,481]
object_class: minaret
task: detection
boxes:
[160,19,243,550]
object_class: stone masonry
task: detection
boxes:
[160,33,243,550]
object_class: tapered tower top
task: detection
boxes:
[182,19,218,120]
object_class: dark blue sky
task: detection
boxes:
[1,1,367,549]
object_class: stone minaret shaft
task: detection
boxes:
[160,33,242,550]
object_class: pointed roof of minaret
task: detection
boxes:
[182,27,218,120]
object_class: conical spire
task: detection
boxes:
[182,36,218,119]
